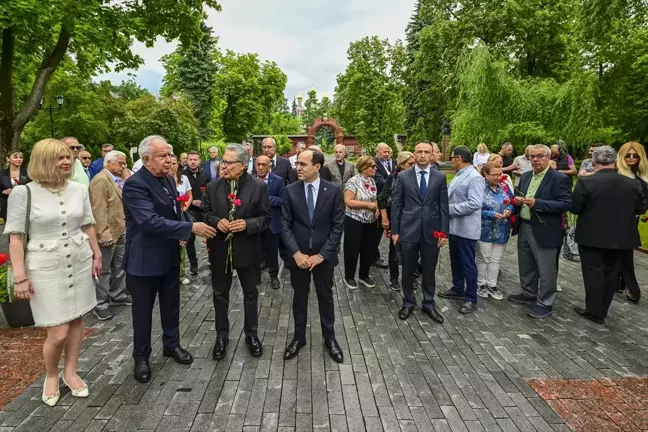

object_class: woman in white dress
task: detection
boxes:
[4,139,102,407]
[473,143,490,168]
[169,155,193,284]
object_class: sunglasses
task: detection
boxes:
[80,157,91,160]
[69,146,81,150]
[625,153,640,160]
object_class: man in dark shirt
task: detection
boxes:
[500,142,516,173]
[181,150,210,274]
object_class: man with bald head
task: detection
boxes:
[326,144,357,191]
[262,137,293,184]
[61,137,90,186]
[372,143,395,269]
[254,155,285,289]
[289,142,306,169]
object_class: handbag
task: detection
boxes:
[7,184,31,302]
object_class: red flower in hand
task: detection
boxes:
[176,194,190,203]
[200,186,207,192]
[384,231,392,239]
[433,231,447,239]
[0,253,9,266]
[502,198,511,205]
[499,175,508,183]
[232,199,242,207]
[227,193,236,200]
[642,216,648,223]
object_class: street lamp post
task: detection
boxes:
[39,95,64,138]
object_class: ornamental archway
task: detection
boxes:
[307,117,344,147]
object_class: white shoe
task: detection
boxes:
[61,373,89,398]
[557,284,562,292]
[477,286,489,299]
[487,286,504,301]
[181,278,190,285]
[42,377,60,406]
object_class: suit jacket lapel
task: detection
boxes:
[295,181,311,226]
[236,175,252,218]
[314,181,329,226]
[408,169,423,204]
[375,157,388,178]
[534,168,553,198]
[448,171,470,198]
[101,170,123,200]
[141,167,174,209]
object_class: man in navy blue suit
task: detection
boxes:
[255,155,285,290]
[123,135,217,383]
[281,149,345,363]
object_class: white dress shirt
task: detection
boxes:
[415,164,431,182]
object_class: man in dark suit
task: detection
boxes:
[254,155,285,290]
[201,146,221,182]
[372,143,395,269]
[571,146,647,324]
[182,150,209,274]
[243,142,256,175]
[508,144,573,319]
[123,135,217,383]
[202,144,270,360]
[391,141,448,323]
[262,137,294,184]
[281,149,345,363]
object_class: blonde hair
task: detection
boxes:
[356,155,375,174]
[477,143,489,154]
[396,151,414,169]
[487,153,503,163]
[618,142,648,183]
[28,139,73,184]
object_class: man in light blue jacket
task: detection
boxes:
[439,146,485,314]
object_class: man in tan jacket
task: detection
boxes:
[89,150,131,320]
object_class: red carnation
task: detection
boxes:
[0,253,9,266]
[227,193,236,200]
[433,231,447,239]
[499,175,508,182]
[232,199,242,207]
[200,186,206,192]
[642,216,648,223]
[176,194,190,203]
[502,198,510,205]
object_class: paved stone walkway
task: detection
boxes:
[2,239,648,431]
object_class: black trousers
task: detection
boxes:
[186,234,198,266]
[343,216,379,280]
[211,262,258,337]
[260,230,280,277]
[578,245,623,319]
[290,263,335,343]
[128,271,181,362]
[402,239,439,310]
[620,249,641,300]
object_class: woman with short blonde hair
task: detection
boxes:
[4,138,102,406]
[617,142,648,302]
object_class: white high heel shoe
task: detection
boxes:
[42,377,60,406]
[61,373,89,398]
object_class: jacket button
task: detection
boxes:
[62,233,67,237]
[64,244,69,247]
[39,244,44,248]
[69,284,73,288]
[59,201,64,205]
[66,254,71,258]
[62,223,66,227]
[67,264,72,268]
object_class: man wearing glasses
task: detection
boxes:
[79,150,93,179]
[508,144,572,319]
[61,137,90,186]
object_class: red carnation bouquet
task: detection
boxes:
[225,184,242,272]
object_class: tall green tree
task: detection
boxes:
[0,0,220,155]
[333,36,405,152]
[161,24,220,141]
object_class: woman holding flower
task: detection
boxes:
[343,156,380,290]
[4,139,102,406]
[476,162,514,300]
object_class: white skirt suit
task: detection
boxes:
[4,182,97,327]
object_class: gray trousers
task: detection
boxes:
[95,233,128,310]
[517,222,557,308]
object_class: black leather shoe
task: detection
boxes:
[398,306,414,320]
[574,306,604,325]
[422,306,444,323]
[438,289,465,300]
[163,346,194,365]
[189,264,198,275]
[212,336,229,360]
[269,276,281,290]
[246,335,263,357]
[325,339,344,363]
[459,301,477,314]
[371,258,388,269]
[134,361,151,383]
[284,339,306,360]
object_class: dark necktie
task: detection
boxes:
[271,159,275,170]
[307,184,315,223]
[419,171,427,199]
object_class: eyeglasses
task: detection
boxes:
[80,157,91,160]
[529,154,548,160]
[220,159,241,167]
[69,146,81,150]
[625,153,640,160]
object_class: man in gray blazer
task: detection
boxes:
[326,144,357,191]
[439,146,485,314]
[391,142,449,323]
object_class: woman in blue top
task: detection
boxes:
[476,162,514,300]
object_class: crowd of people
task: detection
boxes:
[2,134,646,407]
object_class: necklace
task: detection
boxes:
[42,183,67,197]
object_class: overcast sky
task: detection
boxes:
[98,0,416,100]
